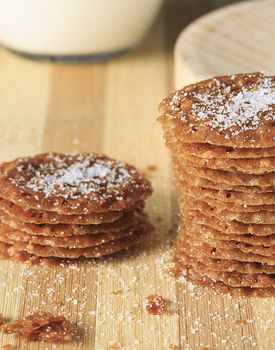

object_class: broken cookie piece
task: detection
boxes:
[0,311,76,343]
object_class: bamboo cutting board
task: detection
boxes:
[0,1,274,349]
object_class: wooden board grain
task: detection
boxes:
[0,1,274,349]
[175,0,275,88]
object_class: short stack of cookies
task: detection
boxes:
[159,72,275,296]
[0,153,152,263]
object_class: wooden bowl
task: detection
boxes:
[174,0,275,88]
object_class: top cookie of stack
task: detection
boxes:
[0,153,153,262]
[159,72,275,296]
[160,72,274,148]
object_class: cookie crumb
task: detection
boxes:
[145,295,168,315]
[146,165,158,172]
[0,313,4,326]
[235,319,248,325]
[2,345,15,350]
[112,289,124,295]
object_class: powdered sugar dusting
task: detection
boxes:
[191,76,274,136]
[11,154,144,200]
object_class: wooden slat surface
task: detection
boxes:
[0,1,274,349]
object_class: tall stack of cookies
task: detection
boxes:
[0,153,152,262]
[159,72,275,296]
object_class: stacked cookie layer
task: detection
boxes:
[0,153,152,262]
[159,72,275,296]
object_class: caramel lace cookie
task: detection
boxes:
[185,268,275,297]
[0,197,127,225]
[0,153,153,262]
[172,244,275,296]
[186,209,275,237]
[181,163,275,187]
[0,206,142,237]
[168,136,275,174]
[181,197,275,225]
[159,72,275,148]
[174,245,275,274]
[0,221,153,259]
[183,234,275,265]
[182,224,275,257]
[0,312,76,343]
[176,152,275,175]
[173,164,275,193]
[0,153,152,215]
[0,221,143,249]
[179,253,274,289]
[193,264,275,289]
[160,72,275,295]
[178,181,275,206]
[181,218,275,246]
[175,142,275,159]
[202,237,275,257]
[185,193,275,213]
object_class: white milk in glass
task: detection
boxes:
[0,0,163,57]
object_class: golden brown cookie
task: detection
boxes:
[189,265,274,289]
[181,197,275,224]
[182,255,274,288]
[0,221,143,248]
[0,207,142,237]
[174,246,275,274]
[177,163,275,187]
[186,209,275,236]
[174,142,275,159]
[0,222,153,258]
[170,138,275,174]
[172,246,275,296]
[184,238,275,265]
[159,71,275,294]
[0,153,152,214]
[180,220,275,246]
[182,182,275,206]
[179,175,275,193]
[174,166,275,193]
[181,221,275,256]
[159,72,275,148]
[185,232,275,257]
[0,197,134,225]
[185,268,275,297]
[178,153,275,174]
[183,193,275,212]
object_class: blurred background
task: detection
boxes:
[0,0,273,161]
[0,0,246,59]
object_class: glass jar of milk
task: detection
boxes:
[0,0,163,60]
